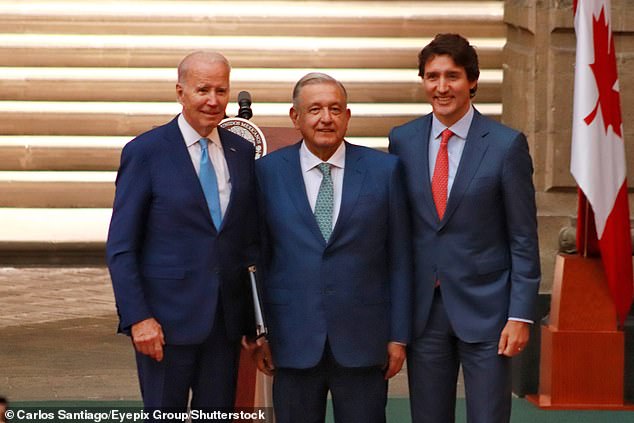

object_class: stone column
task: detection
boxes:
[503,0,634,292]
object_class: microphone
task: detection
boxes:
[237,91,253,120]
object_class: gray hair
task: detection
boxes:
[292,72,348,107]
[177,51,231,83]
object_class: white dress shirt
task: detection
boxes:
[299,141,346,229]
[178,114,231,218]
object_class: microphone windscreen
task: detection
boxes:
[238,91,252,105]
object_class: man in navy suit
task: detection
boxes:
[389,34,541,423]
[106,51,256,417]
[252,73,412,423]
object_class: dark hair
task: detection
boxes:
[418,33,480,97]
[0,396,6,404]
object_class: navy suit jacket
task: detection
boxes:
[255,141,413,369]
[106,116,257,345]
[389,111,540,343]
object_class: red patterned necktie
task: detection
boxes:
[431,128,453,219]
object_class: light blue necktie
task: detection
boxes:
[198,138,222,229]
[314,163,334,241]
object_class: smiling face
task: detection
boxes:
[176,57,230,137]
[422,54,478,127]
[290,81,351,161]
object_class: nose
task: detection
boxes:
[320,108,333,123]
[205,91,219,106]
[438,76,449,92]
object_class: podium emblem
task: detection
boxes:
[220,117,267,159]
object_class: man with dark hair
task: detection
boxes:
[389,34,540,423]
[107,51,256,418]
[253,72,412,423]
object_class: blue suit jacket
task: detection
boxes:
[255,141,413,369]
[106,116,257,345]
[389,111,540,343]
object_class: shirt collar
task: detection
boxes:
[178,113,222,149]
[299,140,346,173]
[431,105,474,141]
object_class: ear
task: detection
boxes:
[289,106,300,129]
[175,83,184,104]
[469,80,478,98]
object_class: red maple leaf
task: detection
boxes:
[584,6,622,138]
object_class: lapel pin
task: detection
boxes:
[229,147,237,152]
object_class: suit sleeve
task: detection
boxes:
[387,127,398,155]
[106,141,153,332]
[252,162,273,337]
[387,159,414,344]
[502,133,541,321]
[241,146,259,338]
[240,139,259,267]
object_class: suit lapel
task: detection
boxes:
[282,143,327,243]
[329,142,366,244]
[440,111,489,228]
[164,118,215,228]
[413,116,438,220]
[218,128,242,232]
[403,115,437,222]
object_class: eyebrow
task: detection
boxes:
[425,69,462,76]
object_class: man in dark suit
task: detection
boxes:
[252,73,412,423]
[106,51,256,416]
[389,34,541,423]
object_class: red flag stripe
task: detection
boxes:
[597,182,634,325]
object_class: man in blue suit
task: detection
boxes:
[253,73,412,423]
[389,34,541,423]
[106,51,256,417]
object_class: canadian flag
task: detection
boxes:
[570,0,633,326]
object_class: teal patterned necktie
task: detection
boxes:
[198,138,222,229]
[314,163,334,241]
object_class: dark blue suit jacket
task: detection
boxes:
[255,141,413,369]
[107,116,257,345]
[389,111,540,343]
